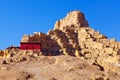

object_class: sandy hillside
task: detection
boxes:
[0,52,120,80]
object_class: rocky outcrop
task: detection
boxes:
[20,32,61,56]
[1,10,120,80]
[19,10,120,73]
[54,10,89,30]
[0,50,10,58]
[47,10,120,73]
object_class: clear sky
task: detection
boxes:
[0,0,120,49]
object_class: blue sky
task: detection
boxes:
[0,0,120,49]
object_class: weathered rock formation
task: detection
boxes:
[19,10,120,73]
[21,32,61,56]
[0,50,10,58]
[54,10,89,30]
[47,10,120,73]
[1,10,120,80]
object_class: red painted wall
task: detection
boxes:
[20,43,41,50]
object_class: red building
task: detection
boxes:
[20,42,41,51]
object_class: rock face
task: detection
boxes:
[0,50,10,58]
[54,10,89,30]
[21,32,61,56]
[47,10,120,73]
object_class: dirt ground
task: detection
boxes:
[0,55,120,80]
